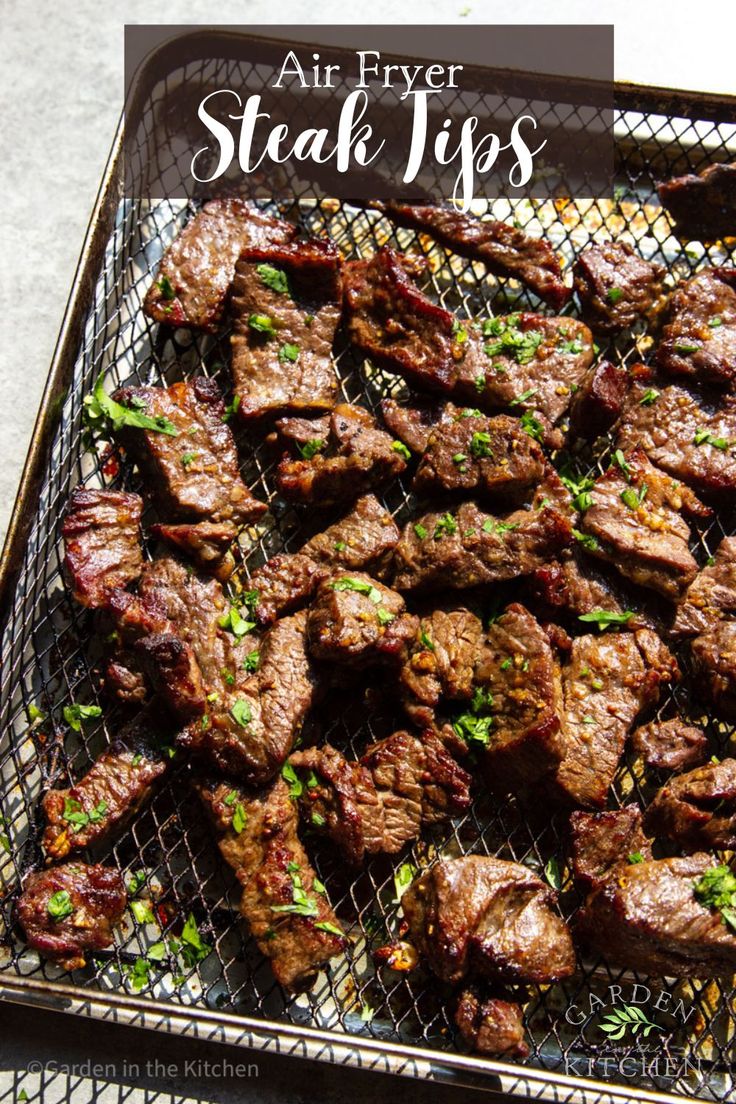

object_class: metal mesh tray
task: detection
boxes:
[2,30,736,1104]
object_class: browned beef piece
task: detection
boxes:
[579,449,705,600]
[290,731,471,862]
[392,498,572,593]
[62,488,143,608]
[568,360,628,439]
[576,853,736,977]
[618,370,736,498]
[143,199,294,331]
[343,250,592,424]
[107,589,206,720]
[197,777,345,991]
[307,573,414,665]
[381,396,446,453]
[402,856,575,985]
[471,604,563,793]
[572,241,667,334]
[183,611,315,784]
[550,628,678,808]
[301,494,400,573]
[399,606,485,728]
[529,550,634,623]
[691,621,736,720]
[644,759,736,851]
[274,403,406,506]
[380,202,570,309]
[42,720,168,860]
[288,744,385,865]
[249,554,329,627]
[113,377,266,524]
[17,862,127,971]
[674,537,736,636]
[105,656,149,705]
[657,162,736,243]
[230,238,341,419]
[569,806,652,891]
[656,268,736,389]
[454,988,529,1058]
[151,521,238,581]
[631,718,709,772]
[413,408,544,505]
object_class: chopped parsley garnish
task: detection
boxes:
[334,540,347,551]
[481,517,518,536]
[433,512,457,540]
[482,315,543,365]
[621,483,648,510]
[639,388,660,406]
[47,890,74,921]
[27,703,46,725]
[62,797,108,832]
[127,869,147,896]
[694,428,729,450]
[693,865,736,932]
[574,491,593,511]
[157,275,176,300]
[578,609,634,631]
[232,803,247,834]
[330,577,382,604]
[544,856,562,890]
[221,668,236,686]
[558,337,584,356]
[282,762,304,799]
[298,438,326,460]
[606,287,624,304]
[470,431,493,458]
[475,374,486,393]
[63,703,102,731]
[315,920,343,937]
[83,374,179,440]
[377,608,395,626]
[453,686,494,747]
[180,451,197,469]
[243,649,261,673]
[230,699,252,727]
[419,628,435,651]
[278,343,300,363]
[509,388,537,407]
[452,452,467,465]
[628,852,645,864]
[674,342,700,355]
[248,313,277,337]
[222,394,241,422]
[392,440,411,461]
[256,263,290,295]
[500,657,512,670]
[520,411,544,442]
[572,528,600,551]
[413,522,428,540]
[179,913,212,967]
[130,898,155,925]
[452,319,468,344]
[709,316,723,328]
[271,864,319,918]
[613,449,631,478]
[218,604,256,638]
[393,861,417,902]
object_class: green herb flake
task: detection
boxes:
[709,316,723,328]
[157,275,176,300]
[330,577,382,604]
[298,438,326,460]
[278,343,300,363]
[222,395,241,423]
[578,609,634,631]
[47,890,74,921]
[27,703,46,725]
[83,374,179,440]
[232,803,247,834]
[520,411,544,442]
[63,703,102,731]
[413,522,428,540]
[452,687,494,748]
[419,628,435,651]
[248,313,277,337]
[130,898,155,925]
[500,657,512,670]
[628,851,645,864]
[433,513,457,540]
[392,440,411,461]
[606,287,624,304]
[315,920,343,937]
[482,315,543,365]
[180,451,198,469]
[470,430,493,458]
[377,608,395,626]
[243,649,261,673]
[311,811,326,827]
[179,913,212,967]
[572,528,600,551]
[544,856,563,890]
[218,605,256,638]
[509,388,538,408]
[694,427,729,450]
[393,861,417,903]
[674,342,700,355]
[693,865,736,933]
[230,699,252,727]
[256,263,290,295]
[282,762,304,799]
[639,388,660,406]
[127,869,147,897]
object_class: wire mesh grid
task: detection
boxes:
[2,43,736,1104]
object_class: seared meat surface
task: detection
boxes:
[691,621,736,720]
[657,162,736,242]
[656,268,736,389]
[644,758,736,851]
[381,396,446,454]
[274,403,406,506]
[413,407,545,505]
[17,862,127,971]
[113,377,266,524]
[577,853,736,977]
[343,249,592,424]
[579,449,704,600]
[307,573,414,665]
[231,238,341,418]
[631,718,709,772]
[399,605,485,728]
[550,628,678,808]
[290,730,472,863]
[618,370,736,498]
[473,603,563,793]
[674,536,736,636]
[569,806,652,891]
[379,202,570,309]
[151,521,238,581]
[568,359,627,440]
[197,777,345,991]
[528,549,640,624]
[572,241,666,334]
[250,553,329,627]
[62,488,143,608]
[301,493,400,572]
[43,719,168,859]
[143,199,294,331]
[402,856,576,985]
[454,988,529,1058]
[392,498,572,593]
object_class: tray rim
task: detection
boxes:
[2,26,736,1104]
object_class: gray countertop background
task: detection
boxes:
[0,2,729,1100]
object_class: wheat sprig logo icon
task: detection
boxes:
[598,1005,664,1041]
